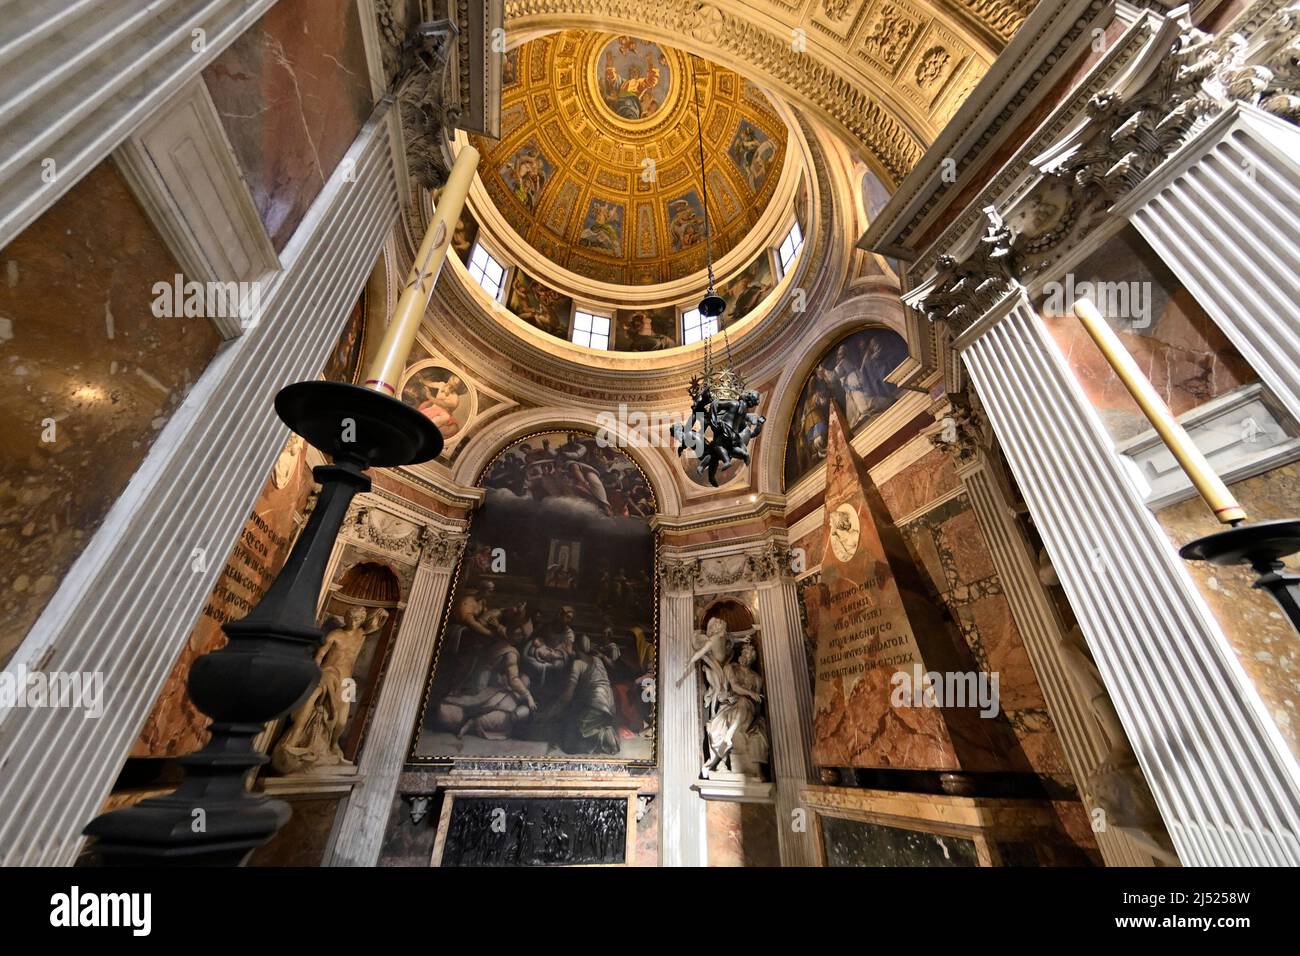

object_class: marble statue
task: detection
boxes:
[271,606,389,775]
[680,618,769,780]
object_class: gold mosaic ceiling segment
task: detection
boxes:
[469,31,789,285]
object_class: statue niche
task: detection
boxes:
[271,559,399,775]
[680,617,770,781]
[271,605,389,775]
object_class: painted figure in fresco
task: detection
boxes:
[858,335,903,411]
[667,197,705,250]
[617,309,674,350]
[833,344,872,427]
[414,373,467,439]
[509,276,570,338]
[445,581,506,657]
[579,200,622,254]
[500,143,549,209]
[272,606,389,774]
[730,122,777,191]
[436,623,538,739]
[546,543,579,589]
[548,634,621,754]
[602,48,663,120]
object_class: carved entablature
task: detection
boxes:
[339,497,466,572]
[659,541,792,595]
[375,0,503,189]
[905,3,1300,337]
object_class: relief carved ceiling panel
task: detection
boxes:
[470,31,789,284]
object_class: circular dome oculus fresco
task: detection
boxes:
[472,31,789,286]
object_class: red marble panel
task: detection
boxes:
[1040,227,1257,443]
[878,448,961,520]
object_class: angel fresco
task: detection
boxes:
[728,121,777,191]
[403,368,470,441]
[499,141,551,210]
[667,194,706,251]
[579,199,622,255]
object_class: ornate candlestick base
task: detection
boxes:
[84,382,441,865]
[1180,519,1300,633]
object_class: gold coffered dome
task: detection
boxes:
[469,30,789,285]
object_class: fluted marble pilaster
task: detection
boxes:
[957,452,1156,866]
[1123,105,1300,428]
[960,292,1300,865]
[659,588,706,867]
[326,531,464,867]
[756,579,818,866]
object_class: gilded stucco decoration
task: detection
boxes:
[471,30,789,284]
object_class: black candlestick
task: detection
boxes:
[1180,519,1300,634]
[84,382,441,864]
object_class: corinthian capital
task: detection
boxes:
[420,527,468,569]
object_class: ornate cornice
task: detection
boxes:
[910,1,1300,309]
[861,0,1109,258]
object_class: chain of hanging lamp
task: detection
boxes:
[688,53,742,399]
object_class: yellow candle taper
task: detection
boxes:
[363,144,481,396]
[1072,297,1246,525]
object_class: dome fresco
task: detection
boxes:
[472,31,789,285]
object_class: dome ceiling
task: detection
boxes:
[469,31,789,285]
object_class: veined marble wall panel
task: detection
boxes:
[1157,463,1300,762]
[0,161,223,668]
[0,106,401,866]
[1037,226,1258,445]
[203,0,375,251]
[0,0,280,251]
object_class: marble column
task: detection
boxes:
[958,290,1300,866]
[755,577,818,866]
[952,442,1157,866]
[326,528,465,867]
[658,561,707,867]
[1121,104,1300,427]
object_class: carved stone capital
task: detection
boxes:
[658,556,701,593]
[744,542,791,583]
[913,206,1022,335]
[420,527,469,569]
[927,392,988,467]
